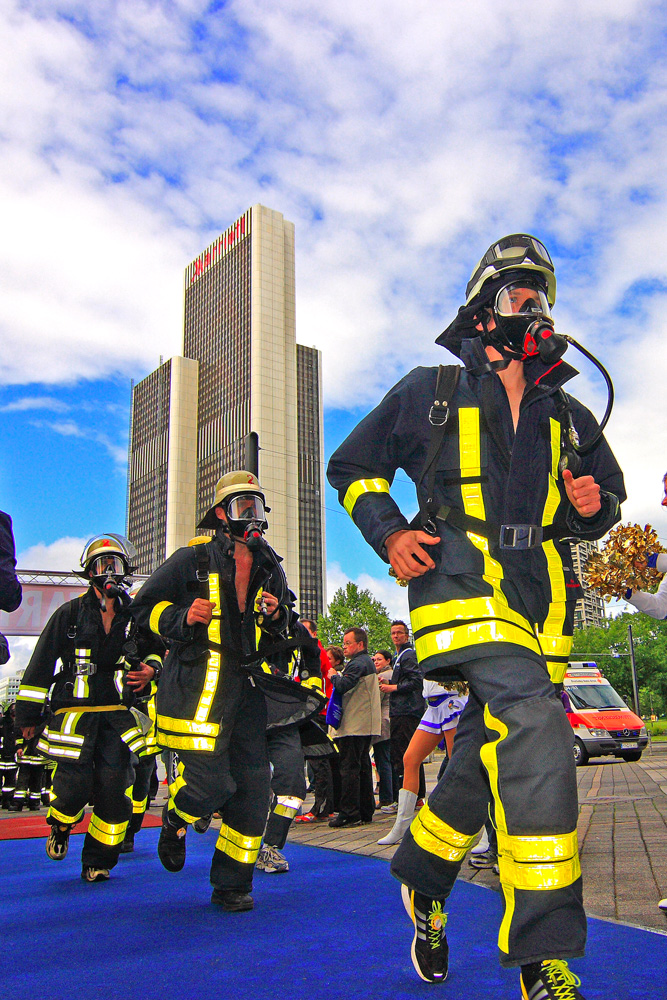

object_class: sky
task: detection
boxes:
[3,0,667,675]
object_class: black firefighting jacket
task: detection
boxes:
[131,530,323,754]
[327,338,626,682]
[15,588,163,760]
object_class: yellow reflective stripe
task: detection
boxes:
[538,630,572,683]
[458,409,504,596]
[497,830,579,864]
[73,676,89,700]
[17,686,49,703]
[497,854,581,890]
[157,715,220,737]
[411,597,535,637]
[415,619,541,661]
[88,814,128,846]
[479,705,513,953]
[215,823,262,864]
[274,795,303,818]
[149,601,173,635]
[208,573,221,646]
[48,805,84,825]
[301,675,324,693]
[343,478,390,516]
[541,418,567,642]
[410,803,476,863]
[193,652,221,725]
[159,733,216,752]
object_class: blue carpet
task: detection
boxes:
[1,830,663,999]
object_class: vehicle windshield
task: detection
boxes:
[566,683,627,711]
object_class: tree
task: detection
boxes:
[317,582,393,654]
[570,611,667,716]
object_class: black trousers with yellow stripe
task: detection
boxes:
[391,654,585,968]
[48,716,133,870]
[168,681,271,892]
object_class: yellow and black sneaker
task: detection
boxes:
[401,884,448,983]
[521,960,586,1000]
[81,866,110,883]
[46,822,72,861]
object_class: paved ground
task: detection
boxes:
[288,741,667,933]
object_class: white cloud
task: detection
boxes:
[0,397,69,413]
[17,536,88,573]
[1,637,38,682]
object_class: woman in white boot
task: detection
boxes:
[377,682,467,846]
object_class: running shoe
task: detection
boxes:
[256,844,289,873]
[294,812,317,824]
[520,960,586,999]
[380,802,398,814]
[46,822,72,860]
[401,884,448,983]
[468,849,498,869]
[81,866,110,883]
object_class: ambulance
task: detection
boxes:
[563,662,648,766]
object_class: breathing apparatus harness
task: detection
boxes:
[419,275,615,550]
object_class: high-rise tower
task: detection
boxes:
[128,205,326,618]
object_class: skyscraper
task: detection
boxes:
[128,205,326,619]
[570,539,606,630]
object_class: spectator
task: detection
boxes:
[0,511,21,613]
[327,628,381,828]
[295,622,338,824]
[379,621,425,807]
[372,650,395,811]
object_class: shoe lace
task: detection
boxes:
[426,901,447,951]
[542,960,581,999]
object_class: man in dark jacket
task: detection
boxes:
[380,619,425,808]
[0,510,22,666]
[327,235,626,999]
[131,472,319,912]
[327,627,381,828]
[15,534,161,882]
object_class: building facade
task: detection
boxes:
[571,539,606,630]
[128,205,326,618]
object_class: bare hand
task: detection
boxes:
[260,592,280,619]
[562,470,601,518]
[379,682,397,693]
[187,598,215,626]
[327,667,338,681]
[126,662,156,691]
[385,529,440,580]
[21,726,37,740]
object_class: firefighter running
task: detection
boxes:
[327,234,626,1000]
[14,535,163,882]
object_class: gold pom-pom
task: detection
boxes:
[583,523,665,601]
[388,566,409,587]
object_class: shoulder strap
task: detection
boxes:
[193,543,210,601]
[66,596,81,640]
[418,365,462,533]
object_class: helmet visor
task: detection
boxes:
[226,494,266,523]
[495,282,552,321]
[483,235,552,272]
[89,554,127,578]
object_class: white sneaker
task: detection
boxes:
[658,897,667,911]
[380,803,398,814]
[470,827,490,856]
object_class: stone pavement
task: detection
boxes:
[288,742,667,933]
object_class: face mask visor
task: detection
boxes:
[226,494,266,524]
[495,282,552,321]
[89,555,127,580]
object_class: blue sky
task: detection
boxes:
[3,0,667,668]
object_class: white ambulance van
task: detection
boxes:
[563,662,648,766]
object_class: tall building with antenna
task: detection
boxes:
[127,205,326,619]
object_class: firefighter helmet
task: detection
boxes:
[465,234,556,307]
[197,471,269,530]
[78,534,137,579]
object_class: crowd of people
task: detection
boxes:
[3,232,666,999]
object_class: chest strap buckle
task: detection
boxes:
[499,524,543,550]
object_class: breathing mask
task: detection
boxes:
[224,493,269,549]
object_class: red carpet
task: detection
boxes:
[0,811,162,840]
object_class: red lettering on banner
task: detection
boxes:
[204,252,210,267]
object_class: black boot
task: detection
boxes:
[157,804,187,872]
[211,888,254,912]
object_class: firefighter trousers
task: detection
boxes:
[168,680,270,893]
[128,754,157,835]
[48,716,133,870]
[391,654,585,968]
[264,724,306,850]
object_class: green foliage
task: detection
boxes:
[571,611,667,716]
[317,582,393,654]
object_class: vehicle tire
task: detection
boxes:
[573,739,589,766]
[619,751,642,762]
